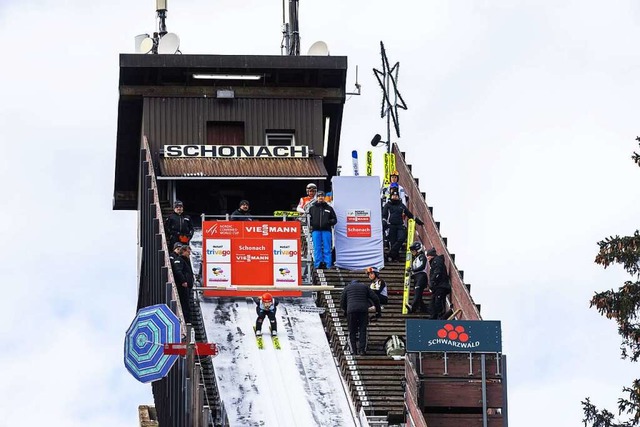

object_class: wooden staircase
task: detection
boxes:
[316,257,438,424]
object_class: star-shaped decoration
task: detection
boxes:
[373,41,408,139]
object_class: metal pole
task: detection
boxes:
[502,355,509,427]
[386,71,391,154]
[481,354,488,427]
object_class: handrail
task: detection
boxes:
[143,136,188,334]
[392,143,481,320]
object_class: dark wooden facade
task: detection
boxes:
[114,54,348,211]
[406,353,507,427]
[143,98,323,153]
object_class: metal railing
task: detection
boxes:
[139,136,225,426]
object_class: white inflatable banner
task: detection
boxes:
[332,176,384,270]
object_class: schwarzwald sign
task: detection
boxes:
[406,320,502,353]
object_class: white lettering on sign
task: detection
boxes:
[165,145,309,158]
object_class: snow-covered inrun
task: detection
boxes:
[200,297,358,427]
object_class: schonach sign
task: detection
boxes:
[406,320,502,353]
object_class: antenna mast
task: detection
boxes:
[134,0,181,55]
[281,0,300,55]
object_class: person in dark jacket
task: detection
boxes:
[230,200,253,221]
[426,247,451,320]
[406,242,430,314]
[166,200,194,249]
[366,267,388,307]
[169,242,182,262]
[255,293,279,336]
[382,191,423,262]
[307,191,337,269]
[172,245,194,323]
[340,280,381,356]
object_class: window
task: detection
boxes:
[207,122,245,145]
[266,131,295,146]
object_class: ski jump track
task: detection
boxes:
[200,297,356,427]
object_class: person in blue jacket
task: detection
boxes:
[255,293,279,336]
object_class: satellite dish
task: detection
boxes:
[371,134,382,147]
[307,41,329,56]
[157,32,180,54]
[135,34,153,53]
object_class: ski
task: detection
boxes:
[402,218,416,314]
[383,153,391,186]
[253,326,265,350]
[268,328,282,349]
[351,150,360,176]
[366,150,373,176]
[271,334,282,350]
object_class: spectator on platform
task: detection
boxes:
[382,191,423,262]
[296,183,318,214]
[427,247,451,320]
[406,242,430,314]
[230,199,253,221]
[254,293,279,336]
[166,200,194,249]
[308,191,337,269]
[381,170,408,205]
[340,280,381,356]
[366,267,388,308]
[173,245,194,323]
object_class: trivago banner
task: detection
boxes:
[202,221,302,297]
[406,320,502,353]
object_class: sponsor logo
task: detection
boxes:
[165,145,309,159]
[273,248,298,257]
[427,324,480,349]
[278,267,291,276]
[346,224,371,238]
[235,254,270,262]
[206,248,231,256]
[245,226,298,235]
[211,267,225,276]
[205,223,241,236]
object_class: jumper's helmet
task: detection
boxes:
[261,293,273,303]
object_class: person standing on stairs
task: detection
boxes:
[426,247,452,320]
[308,191,337,269]
[340,280,381,356]
[366,267,388,308]
[406,242,430,314]
[382,191,423,262]
[166,200,194,249]
[172,244,194,324]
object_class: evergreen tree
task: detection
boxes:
[582,140,640,427]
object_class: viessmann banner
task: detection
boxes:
[406,320,502,353]
[202,221,302,297]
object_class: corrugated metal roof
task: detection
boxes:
[158,156,328,179]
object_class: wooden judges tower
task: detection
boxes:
[113,23,507,427]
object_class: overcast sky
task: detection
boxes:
[1,0,639,426]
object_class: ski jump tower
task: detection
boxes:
[113,2,508,426]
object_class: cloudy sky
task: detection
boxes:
[1,0,639,425]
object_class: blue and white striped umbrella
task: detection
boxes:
[124,304,181,383]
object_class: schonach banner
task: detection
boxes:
[406,320,502,353]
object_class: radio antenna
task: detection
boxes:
[281,0,300,55]
[134,0,181,55]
